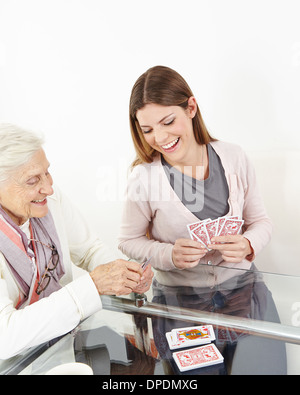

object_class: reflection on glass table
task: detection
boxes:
[1,264,300,375]
[150,266,284,375]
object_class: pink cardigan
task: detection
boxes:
[118,141,272,287]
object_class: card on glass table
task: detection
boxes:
[172,324,215,343]
[166,325,215,350]
[173,343,224,372]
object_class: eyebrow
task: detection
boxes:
[25,163,51,179]
[140,113,175,128]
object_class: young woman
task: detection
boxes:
[118,66,272,288]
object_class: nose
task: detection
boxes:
[39,174,54,196]
[153,128,169,145]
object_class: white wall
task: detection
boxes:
[0,0,299,275]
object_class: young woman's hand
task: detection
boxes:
[172,238,207,269]
[208,235,253,263]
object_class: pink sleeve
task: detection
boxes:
[118,166,175,271]
[241,153,273,259]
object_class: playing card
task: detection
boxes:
[172,325,215,342]
[187,216,244,249]
[187,221,201,240]
[187,221,202,233]
[215,326,239,345]
[215,327,231,344]
[166,325,215,350]
[191,223,210,249]
[166,332,182,350]
[141,257,152,271]
[187,219,210,237]
[216,216,239,236]
[228,328,239,343]
[218,218,244,236]
[172,343,224,372]
[216,216,227,236]
[204,219,219,244]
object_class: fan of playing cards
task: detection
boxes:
[187,215,244,250]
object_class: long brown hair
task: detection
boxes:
[129,65,216,167]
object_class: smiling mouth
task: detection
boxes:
[31,198,47,205]
[161,137,180,150]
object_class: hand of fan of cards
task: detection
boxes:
[166,325,224,371]
[187,215,244,250]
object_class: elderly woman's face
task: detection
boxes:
[0,148,53,226]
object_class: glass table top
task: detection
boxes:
[1,264,300,375]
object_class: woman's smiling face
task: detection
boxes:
[0,148,54,226]
[136,97,198,167]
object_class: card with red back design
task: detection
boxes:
[215,216,238,235]
[218,218,244,236]
[216,216,227,235]
[187,221,202,233]
[187,216,243,246]
[187,221,201,241]
[192,223,210,249]
[172,343,224,372]
[203,218,219,244]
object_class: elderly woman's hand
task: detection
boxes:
[132,265,153,294]
[90,259,151,296]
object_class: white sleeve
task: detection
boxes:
[0,273,101,360]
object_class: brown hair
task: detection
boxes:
[129,65,216,167]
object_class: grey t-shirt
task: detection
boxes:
[162,144,229,220]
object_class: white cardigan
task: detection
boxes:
[0,186,116,360]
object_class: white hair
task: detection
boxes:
[0,123,45,184]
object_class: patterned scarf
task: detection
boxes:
[0,205,65,308]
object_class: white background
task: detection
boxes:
[0,0,299,275]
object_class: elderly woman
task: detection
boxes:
[0,123,152,360]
